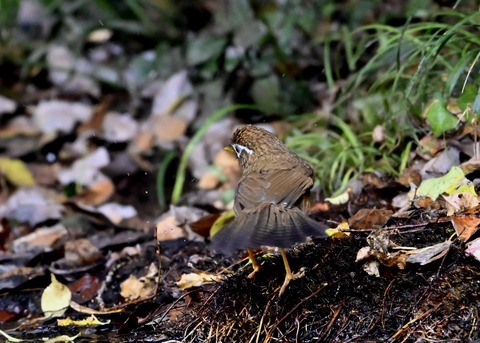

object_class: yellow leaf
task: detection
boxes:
[41,274,72,318]
[0,157,35,187]
[41,332,80,342]
[57,315,110,327]
[176,272,223,290]
[417,166,476,201]
[209,210,235,237]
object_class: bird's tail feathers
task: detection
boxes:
[211,203,328,254]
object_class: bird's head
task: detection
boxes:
[225,125,284,171]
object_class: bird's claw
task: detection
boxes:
[279,267,306,296]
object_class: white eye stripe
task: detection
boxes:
[232,144,253,157]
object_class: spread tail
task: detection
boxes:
[211,203,328,254]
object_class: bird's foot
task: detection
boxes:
[247,248,261,279]
[279,267,305,296]
[247,264,261,279]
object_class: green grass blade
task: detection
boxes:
[171,104,258,204]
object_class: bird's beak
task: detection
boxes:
[224,145,234,153]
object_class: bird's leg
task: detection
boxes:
[247,248,261,279]
[279,248,305,296]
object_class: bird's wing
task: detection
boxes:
[234,168,313,213]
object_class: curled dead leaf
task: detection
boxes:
[176,272,223,290]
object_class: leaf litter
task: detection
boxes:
[1,2,480,342]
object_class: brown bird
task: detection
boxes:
[211,124,328,295]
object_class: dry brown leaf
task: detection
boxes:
[69,301,123,314]
[460,158,480,175]
[414,197,438,209]
[450,214,480,241]
[190,213,222,238]
[417,135,443,157]
[156,215,185,241]
[128,131,155,155]
[348,208,393,230]
[120,263,158,301]
[65,239,102,267]
[77,178,115,206]
[0,116,39,138]
[151,115,188,142]
[77,96,111,134]
[28,163,60,186]
[12,224,68,254]
[396,169,422,187]
[197,171,220,190]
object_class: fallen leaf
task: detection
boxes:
[102,111,139,142]
[68,274,102,303]
[417,166,476,201]
[58,147,110,186]
[42,332,81,343]
[33,100,94,134]
[466,237,480,261]
[326,221,350,238]
[451,214,480,241]
[362,260,380,277]
[443,193,479,216]
[76,178,115,206]
[47,45,99,97]
[0,187,64,226]
[41,274,72,318]
[65,239,102,267]
[417,135,443,157]
[420,147,460,179]
[28,163,59,186]
[406,241,452,265]
[57,314,110,327]
[209,210,235,237]
[176,272,222,290]
[460,158,480,175]
[0,157,36,187]
[156,214,185,241]
[120,263,158,301]
[197,169,220,190]
[151,115,188,142]
[96,203,137,225]
[69,301,123,315]
[12,224,68,254]
[190,213,222,238]
[348,209,393,230]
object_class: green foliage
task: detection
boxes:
[3,0,480,198]
[424,96,458,137]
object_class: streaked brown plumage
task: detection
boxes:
[211,125,328,294]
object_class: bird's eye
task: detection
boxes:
[232,144,253,158]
